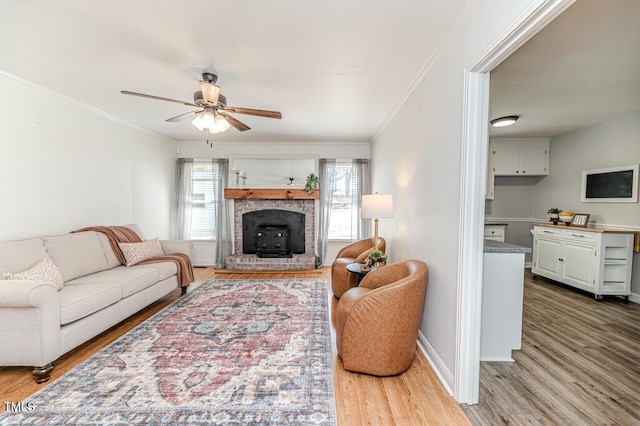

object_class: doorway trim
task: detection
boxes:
[456,0,576,404]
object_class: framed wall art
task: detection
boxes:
[581,164,638,203]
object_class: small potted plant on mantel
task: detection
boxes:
[547,207,562,225]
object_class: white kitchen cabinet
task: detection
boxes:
[484,224,506,242]
[491,138,550,176]
[531,224,634,300]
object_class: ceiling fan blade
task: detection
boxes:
[165,110,202,122]
[120,90,198,107]
[218,111,251,131]
[200,81,220,105]
[223,107,282,119]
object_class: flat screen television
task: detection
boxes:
[581,164,638,203]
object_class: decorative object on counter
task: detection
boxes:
[287,177,296,186]
[570,213,590,227]
[547,207,562,225]
[361,193,394,251]
[559,211,574,225]
[304,173,319,194]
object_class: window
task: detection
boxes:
[189,162,218,239]
[177,159,226,240]
[323,160,370,241]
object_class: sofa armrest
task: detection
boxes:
[160,240,193,257]
[0,280,59,308]
[0,280,61,367]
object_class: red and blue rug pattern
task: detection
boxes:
[0,279,335,425]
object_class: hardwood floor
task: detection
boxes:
[463,270,640,425]
[0,266,469,425]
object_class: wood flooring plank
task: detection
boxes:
[463,271,640,425]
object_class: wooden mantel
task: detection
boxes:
[224,188,320,200]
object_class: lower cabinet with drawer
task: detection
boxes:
[484,224,506,242]
[531,225,634,300]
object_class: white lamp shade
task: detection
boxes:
[361,194,394,219]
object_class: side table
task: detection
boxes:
[346,263,370,286]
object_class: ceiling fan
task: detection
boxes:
[121,72,282,133]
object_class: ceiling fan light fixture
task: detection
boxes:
[214,114,231,132]
[191,113,206,131]
[490,115,519,127]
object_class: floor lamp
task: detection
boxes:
[361,193,394,252]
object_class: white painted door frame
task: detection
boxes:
[455,0,576,404]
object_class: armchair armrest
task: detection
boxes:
[160,240,193,257]
[336,238,375,259]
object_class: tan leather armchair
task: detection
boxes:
[331,237,386,298]
[335,259,428,376]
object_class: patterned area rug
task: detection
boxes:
[0,279,335,425]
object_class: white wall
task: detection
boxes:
[534,111,640,224]
[176,140,369,161]
[0,71,176,241]
[369,0,552,393]
[533,111,640,293]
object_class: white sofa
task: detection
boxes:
[0,225,192,383]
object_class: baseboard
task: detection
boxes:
[630,292,640,304]
[417,331,454,396]
[479,356,514,362]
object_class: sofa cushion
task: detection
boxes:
[0,238,48,274]
[96,233,122,269]
[124,224,145,240]
[133,262,177,282]
[43,232,109,282]
[66,265,163,298]
[118,239,164,267]
[59,281,122,325]
[3,258,64,290]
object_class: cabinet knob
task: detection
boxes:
[522,170,526,173]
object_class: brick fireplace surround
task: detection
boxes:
[224,189,319,270]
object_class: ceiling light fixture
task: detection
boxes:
[192,110,230,134]
[490,115,519,127]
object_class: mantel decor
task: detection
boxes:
[224,188,320,200]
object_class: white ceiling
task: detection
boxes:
[0,0,466,143]
[489,0,640,138]
[3,1,637,144]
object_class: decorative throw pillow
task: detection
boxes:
[118,238,165,267]
[3,258,64,290]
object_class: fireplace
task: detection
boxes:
[224,188,319,270]
[242,209,305,256]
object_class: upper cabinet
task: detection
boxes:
[491,138,550,176]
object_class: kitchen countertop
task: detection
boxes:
[532,222,637,234]
[483,239,531,254]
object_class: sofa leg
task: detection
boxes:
[181,286,187,295]
[32,363,54,384]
